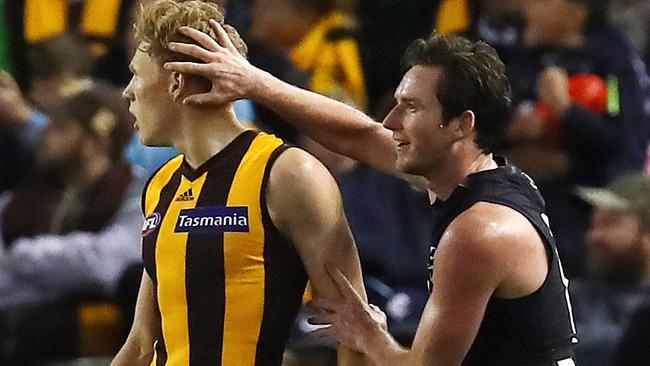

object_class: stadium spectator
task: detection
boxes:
[613,300,650,366]
[355,0,438,115]
[290,0,366,110]
[570,173,650,365]
[4,0,138,88]
[608,0,650,65]
[0,83,144,363]
[435,0,524,63]
[503,0,648,276]
[0,71,40,194]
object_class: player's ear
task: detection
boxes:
[454,110,475,139]
[169,71,185,103]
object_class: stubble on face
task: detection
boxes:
[389,66,450,177]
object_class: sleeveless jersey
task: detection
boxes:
[141,131,308,366]
[427,157,578,365]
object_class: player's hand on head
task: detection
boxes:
[164,19,263,106]
[307,263,388,353]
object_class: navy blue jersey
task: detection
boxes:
[428,157,578,366]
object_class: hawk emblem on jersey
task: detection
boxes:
[142,212,161,237]
[175,206,249,233]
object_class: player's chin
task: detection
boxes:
[394,157,411,174]
[141,133,171,148]
[139,131,157,147]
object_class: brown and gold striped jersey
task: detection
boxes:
[141,130,307,366]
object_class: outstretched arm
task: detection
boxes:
[164,20,426,188]
[266,147,370,365]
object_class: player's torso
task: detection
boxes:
[141,131,307,366]
[428,158,578,365]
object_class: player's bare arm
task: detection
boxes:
[111,271,162,366]
[163,20,427,188]
[310,202,549,366]
[265,147,370,365]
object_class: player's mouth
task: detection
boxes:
[395,141,410,150]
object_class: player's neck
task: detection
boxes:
[174,106,247,170]
[426,148,497,201]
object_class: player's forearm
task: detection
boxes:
[364,329,412,366]
[338,345,373,366]
[252,70,396,173]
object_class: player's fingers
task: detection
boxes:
[182,93,223,106]
[168,42,215,62]
[325,263,364,302]
[164,62,212,77]
[179,26,220,52]
[209,19,238,53]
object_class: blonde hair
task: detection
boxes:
[134,0,248,64]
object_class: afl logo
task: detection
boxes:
[142,213,161,237]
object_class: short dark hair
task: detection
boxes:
[403,34,512,153]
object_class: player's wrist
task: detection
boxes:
[364,326,406,365]
[253,69,286,104]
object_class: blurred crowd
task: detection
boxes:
[0,0,648,365]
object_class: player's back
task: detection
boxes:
[141,130,308,366]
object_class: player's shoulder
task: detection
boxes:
[265,147,342,230]
[265,146,342,218]
[442,201,540,258]
[269,147,335,187]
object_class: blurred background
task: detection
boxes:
[0,0,648,365]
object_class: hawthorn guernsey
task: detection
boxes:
[175,206,250,233]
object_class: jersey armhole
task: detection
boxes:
[259,144,297,249]
[260,143,295,234]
